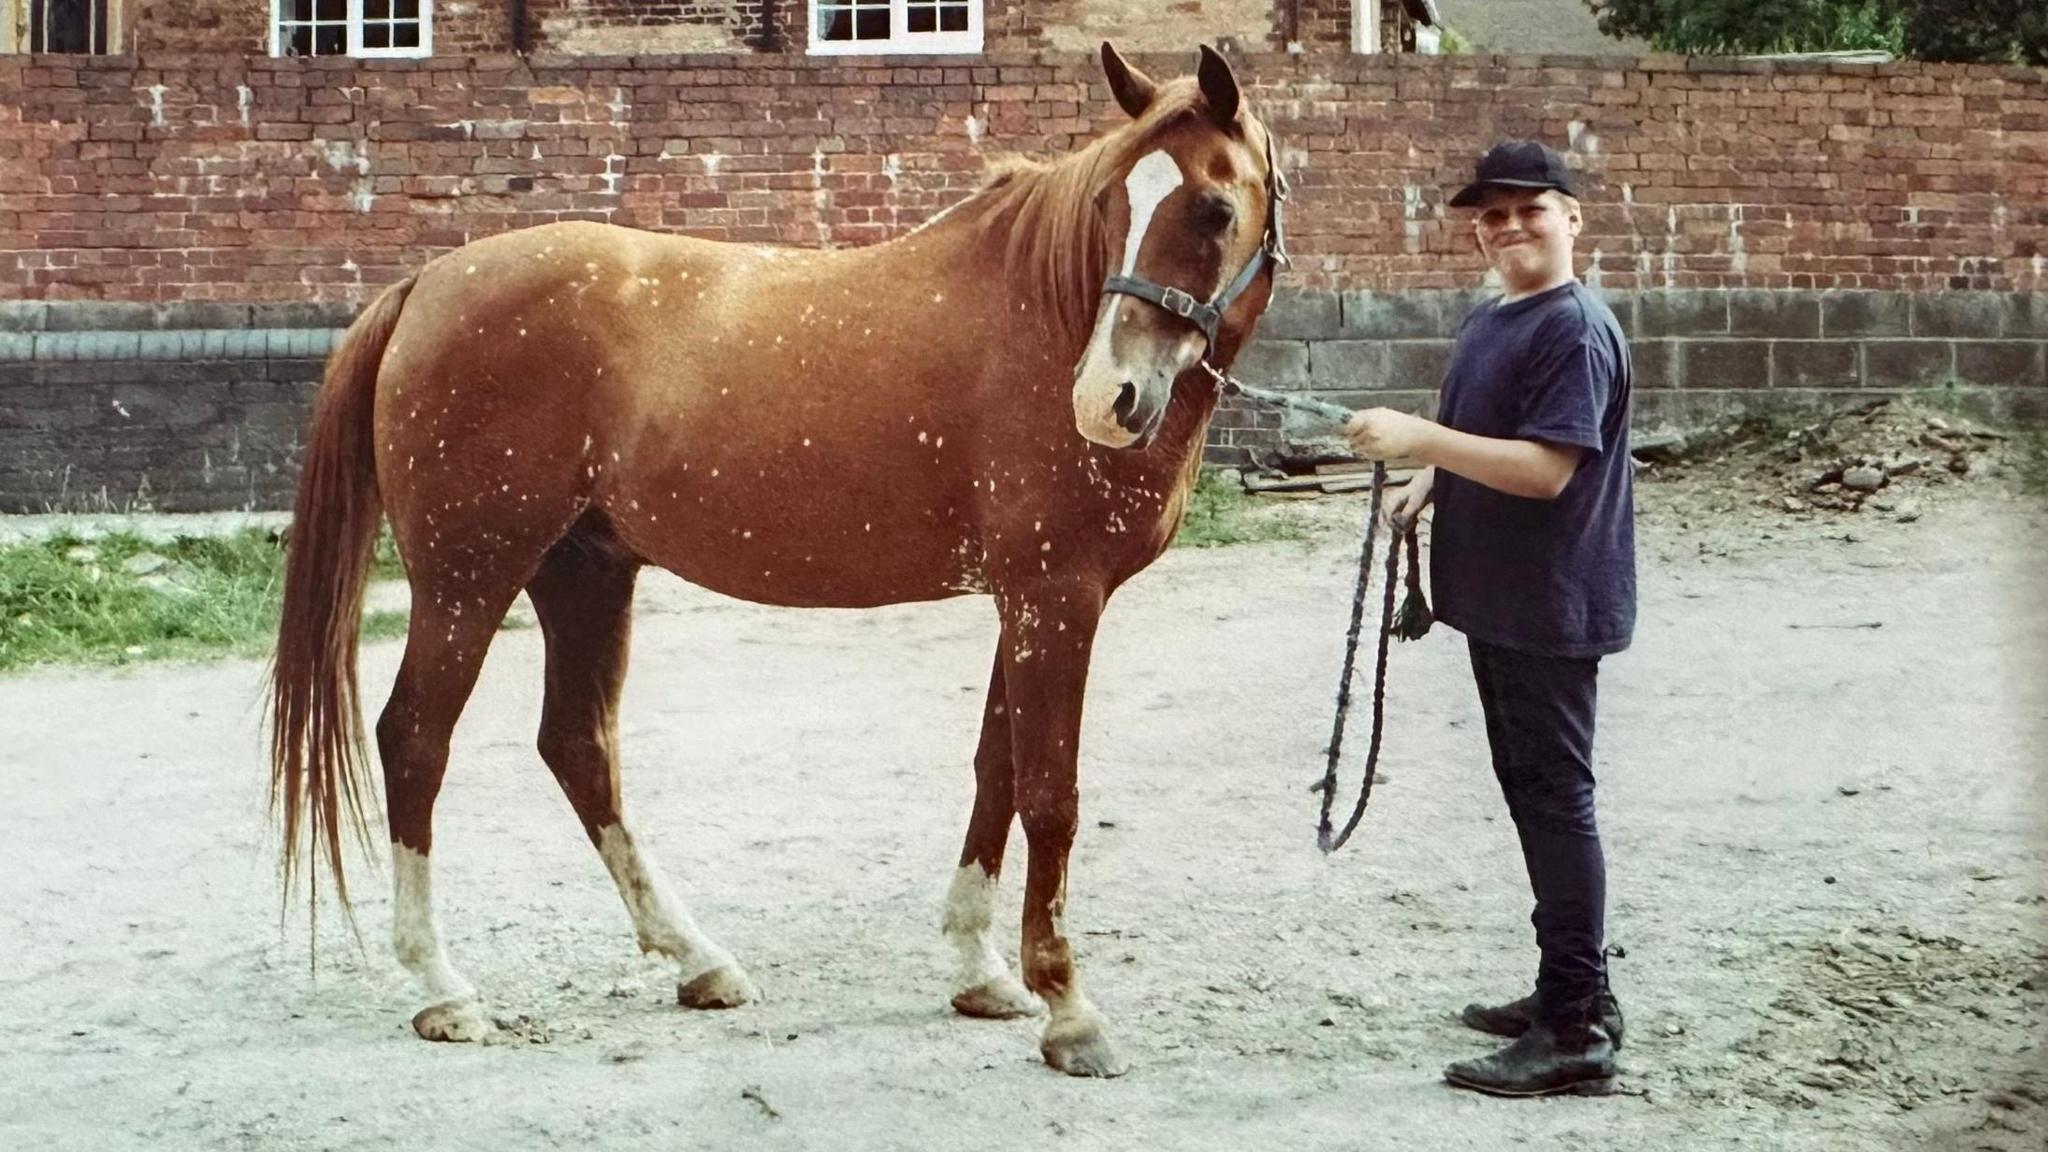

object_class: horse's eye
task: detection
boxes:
[1195,192,1236,230]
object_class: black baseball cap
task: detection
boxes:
[1448,140,1578,208]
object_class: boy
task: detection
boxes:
[1343,139,1635,1097]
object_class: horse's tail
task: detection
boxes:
[268,273,415,921]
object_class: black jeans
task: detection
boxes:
[1467,638,1607,1022]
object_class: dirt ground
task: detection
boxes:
[3,418,2045,1151]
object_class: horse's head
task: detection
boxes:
[1071,43,1289,450]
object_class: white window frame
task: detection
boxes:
[1352,0,1380,54]
[270,0,433,59]
[6,0,125,53]
[807,0,982,56]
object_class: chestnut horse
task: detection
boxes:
[270,43,1285,1077]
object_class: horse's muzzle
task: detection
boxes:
[1112,381,1166,443]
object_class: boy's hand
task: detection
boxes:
[1384,466,1436,532]
[1343,407,1435,462]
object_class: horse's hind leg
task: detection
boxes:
[378,581,524,1043]
[944,652,1041,1019]
[526,528,759,1009]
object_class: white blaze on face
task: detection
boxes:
[1120,152,1184,276]
[1093,150,1186,350]
[391,842,476,1003]
[1072,150,1190,446]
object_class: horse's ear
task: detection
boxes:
[1101,42,1157,120]
[1197,44,1241,126]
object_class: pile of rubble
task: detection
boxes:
[1230,398,2036,529]
[1633,398,2027,522]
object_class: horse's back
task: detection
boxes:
[369,220,996,606]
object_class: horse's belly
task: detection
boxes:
[612,499,984,610]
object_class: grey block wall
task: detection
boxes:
[1210,288,2048,464]
[2,292,2044,510]
[0,302,350,513]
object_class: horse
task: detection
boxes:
[269,42,1287,1078]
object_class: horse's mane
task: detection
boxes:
[960,85,1214,347]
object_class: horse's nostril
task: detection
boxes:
[1113,381,1139,426]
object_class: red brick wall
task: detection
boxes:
[1283,0,1354,49]
[986,0,1073,50]
[116,0,780,56]
[435,2,519,55]
[2,51,2043,304]
[128,0,268,54]
[104,2,1348,59]
[524,0,780,54]
[125,0,514,55]
[987,1,1284,53]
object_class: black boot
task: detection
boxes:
[1459,989,1626,1048]
[1443,1015,1618,1098]
[1459,991,1539,1037]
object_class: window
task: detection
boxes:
[26,0,116,53]
[808,0,980,55]
[1352,0,1379,53]
[271,0,432,58]
[1357,0,1439,54]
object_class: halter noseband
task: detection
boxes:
[1099,128,1291,353]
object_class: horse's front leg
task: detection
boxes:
[945,651,1042,1019]
[998,580,1127,1078]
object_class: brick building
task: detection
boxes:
[2,0,1441,57]
[1,1,2044,510]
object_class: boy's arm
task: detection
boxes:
[1346,411,1582,501]
[1417,424,1582,500]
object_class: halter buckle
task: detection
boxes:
[1159,286,1200,319]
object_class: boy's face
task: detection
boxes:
[1471,188,1581,292]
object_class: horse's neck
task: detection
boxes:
[927,166,1103,350]
[1154,374,1223,482]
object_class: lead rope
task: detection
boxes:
[1201,363,1431,853]
[1311,463,1433,852]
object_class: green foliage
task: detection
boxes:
[1,526,412,673]
[0,528,281,671]
[373,522,406,580]
[1438,25,1474,54]
[1585,0,2043,62]
[1175,468,1310,549]
[1586,0,1904,56]
[1902,0,2047,65]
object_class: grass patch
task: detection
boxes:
[3,477,1267,673]
[1176,467,1311,548]
[372,523,406,580]
[0,526,437,674]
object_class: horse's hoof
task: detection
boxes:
[1040,1014,1128,1078]
[677,965,759,1010]
[411,998,493,1042]
[952,976,1042,1019]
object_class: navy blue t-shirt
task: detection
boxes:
[1430,280,1636,658]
